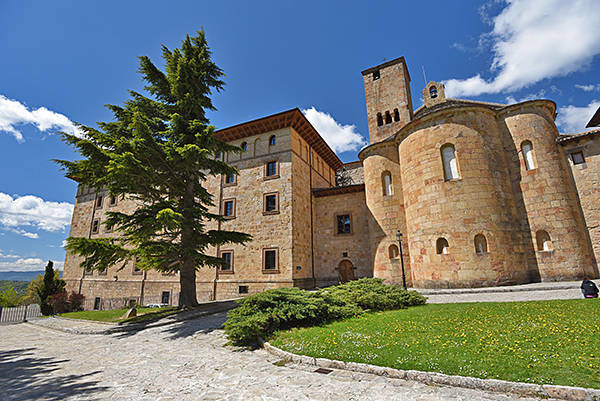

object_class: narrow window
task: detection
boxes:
[571,151,585,165]
[382,171,393,196]
[377,113,383,127]
[474,234,488,254]
[430,86,438,98]
[389,244,399,259]
[436,238,449,254]
[224,173,236,185]
[223,200,235,218]
[217,151,223,159]
[269,135,276,146]
[336,214,352,235]
[441,144,459,180]
[93,297,101,310]
[91,219,99,234]
[161,291,170,305]
[264,193,279,214]
[373,70,380,80]
[521,141,536,170]
[95,195,103,209]
[263,248,278,271]
[241,142,247,151]
[220,251,233,271]
[536,230,553,252]
[239,285,249,294]
[385,111,392,124]
[393,108,400,122]
[265,161,278,177]
[109,196,117,206]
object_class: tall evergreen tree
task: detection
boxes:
[55,31,251,307]
[38,261,65,315]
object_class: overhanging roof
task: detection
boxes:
[587,106,600,128]
[312,183,365,198]
[557,128,600,144]
[215,108,342,170]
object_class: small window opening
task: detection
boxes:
[220,251,233,271]
[342,252,348,257]
[109,196,117,206]
[336,214,352,235]
[224,174,236,185]
[239,285,249,294]
[269,135,276,146]
[93,297,101,310]
[571,151,585,165]
[373,70,380,80]
[441,144,460,180]
[536,230,553,252]
[389,244,399,259]
[95,195,103,209]
[393,108,400,122]
[430,86,438,98]
[474,234,488,254]
[385,111,392,124]
[521,141,536,170]
[436,238,449,255]
[382,172,393,196]
[161,291,170,305]
[91,219,99,234]
[264,194,278,213]
[241,142,247,151]
[263,249,278,270]
[377,113,383,127]
[223,200,235,217]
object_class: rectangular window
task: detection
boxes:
[220,250,233,272]
[571,151,586,165]
[336,214,352,235]
[161,291,170,305]
[91,219,99,234]
[93,297,101,310]
[239,285,249,294]
[263,248,279,272]
[263,192,279,214]
[373,70,380,80]
[109,196,117,206]
[224,173,237,186]
[265,161,278,178]
[95,195,103,209]
[223,199,235,218]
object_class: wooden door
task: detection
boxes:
[338,260,355,283]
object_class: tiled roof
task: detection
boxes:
[312,184,365,198]
[556,128,600,144]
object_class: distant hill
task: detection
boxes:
[0,280,29,296]
[0,271,62,282]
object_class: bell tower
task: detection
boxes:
[362,57,413,144]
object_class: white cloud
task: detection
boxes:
[575,84,600,92]
[0,251,19,258]
[0,257,44,272]
[445,0,600,97]
[0,94,82,142]
[556,100,600,133]
[302,107,367,153]
[0,193,74,235]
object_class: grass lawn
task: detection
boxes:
[58,307,178,324]
[271,299,600,389]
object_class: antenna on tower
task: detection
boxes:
[422,66,427,85]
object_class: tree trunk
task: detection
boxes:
[178,179,199,308]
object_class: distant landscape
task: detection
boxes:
[0,280,29,297]
[0,271,61,282]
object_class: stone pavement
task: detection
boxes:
[1,313,558,401]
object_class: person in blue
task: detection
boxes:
[581,279,599,298]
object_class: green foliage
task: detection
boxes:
[37,261,66,315]
[49,291,85,314]
[225,279,426,346]
[0,287,23,307]
[0,281,28,296]
[54,30,251,307]
[22,271,61,305]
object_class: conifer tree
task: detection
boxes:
[37,261,65,315]
[55,31,251,307]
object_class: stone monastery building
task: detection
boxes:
[63,56,600,308]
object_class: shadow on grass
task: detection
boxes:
[0,348,109,401]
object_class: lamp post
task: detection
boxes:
[396,230,407,290]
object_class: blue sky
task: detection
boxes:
[1,0,599,271]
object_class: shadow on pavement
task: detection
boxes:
[0,348,109,401]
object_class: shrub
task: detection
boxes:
[68,292,85,312]
[49,292,69,314]
[225,279,426,346]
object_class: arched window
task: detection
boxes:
[441,144,459,180]
[241,142,247,151]
[430,86,438,98]
[269,135,276,146]
[536,230,553,251]
[393,109,400,122]
[389,244,399,259]
[377,113,383,127]
[521,141,536,170]
[385,111,392,124]
[382,171,393,196]
[436,238,449,254]
[474,234,488,254]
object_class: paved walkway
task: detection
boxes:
[1,313,556,401]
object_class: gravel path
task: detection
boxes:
[1,313,556,401]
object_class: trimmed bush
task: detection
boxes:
[225,278,426,346]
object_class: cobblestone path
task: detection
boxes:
[0,313,555,401]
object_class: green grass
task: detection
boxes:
[59,307,177,323]
[271,299,600,389]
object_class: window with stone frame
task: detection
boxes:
[382,171,393,196]
[241,142,247,151]
[263,192,279,214]
[223,199,235,218]
[133,258,142,275]
[521,141,536,171]
[109,195,117,206]
[220,250,233,272]
[265,161,279,178]
[336,214,352,235]
[385,111,392,124]
[388,244,399,259]
[91,219,100,234]
[372,69,380,80]
[436,237,449,254]
[224,173,237,186]
[571,151,586,165]
[269,135,276,146]
[474,234,488,254]
[441,144,460,180]
[161,291,170,305]
[430,86,438,98]
[95,195,103,209]
[377,113,383,127]
[393,109,400,122]
[536,230,553,252]
[263,248,279,272]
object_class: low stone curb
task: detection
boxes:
[417,284,579,296]
[262,341,600,401]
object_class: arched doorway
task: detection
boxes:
[338,260,355,283]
